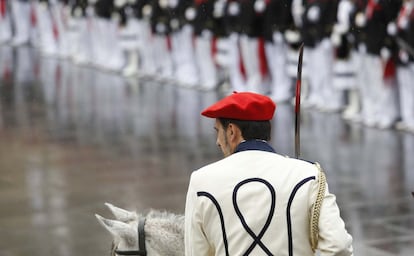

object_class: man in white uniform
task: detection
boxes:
[184,92,353,256]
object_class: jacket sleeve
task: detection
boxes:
[316,181,354,256]
[184,173,213,256]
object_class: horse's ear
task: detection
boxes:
[95,214,136,240]
[105,202,138,222]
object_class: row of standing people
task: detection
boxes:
[331,0,414,132]
[0,0,300,95]
[0,0,414,133]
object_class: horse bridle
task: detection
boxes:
[115,217,147,256]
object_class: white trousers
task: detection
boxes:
[361,55,399,127]
[137,20,156,76]
[397,64,414,128]
[153,34,173,79]
[0,1,12,44]
[306,39,343,111]
[172,25,198,87]
[265,32,292,102]
[10,0,31,45]
[35,2,59,56]
[227,33,246,92]
[195,31,218,89]
[239,35,263,93]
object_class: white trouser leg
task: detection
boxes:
[265,41,277,94]
[77,17,94,65]
[137,20,156,76]
[269,33,292,102]
[353,49,367,122]
[0,5,12,44]
[240,35,262,93]
[121,18,140,76]
[377,77,399,128]
[36,2,59,56]
[93,18,108,68]
[175,25,198,86]
[105,20,125,72]
[408,64,414,129]
[227,33,246,91]
[195,31,217,90]
[66,15,78,59]
[153,34,173,79]
[362,55,382,126]
[320,39,343,111]
[305,46,324,108]
[11,0,31,46]
[375,60,399,129]
[51,2,70,58]
[397,66,412,127]
[362,55,378,125]
[170,31,181,82]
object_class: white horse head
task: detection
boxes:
[96,203,185,256]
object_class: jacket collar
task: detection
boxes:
[234,140,276,154]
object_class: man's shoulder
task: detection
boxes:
[192,152,319,177]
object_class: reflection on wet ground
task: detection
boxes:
[0,46,413,256]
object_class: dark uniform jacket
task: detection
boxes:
[150,0,172,35]
[301,0,339,47]
[396,2,414,64]
[363,0,402,55]
[263,0,295,42]
[95,0,114,19]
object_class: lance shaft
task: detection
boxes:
[295,43,304,159]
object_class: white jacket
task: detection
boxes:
[185,149,353,256]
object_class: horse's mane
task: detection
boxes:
[104,208,185,256]
[143,210,185,255]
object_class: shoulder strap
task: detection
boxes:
[309,162,326,252]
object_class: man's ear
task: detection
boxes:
[226,123,234,136]
[227,123,241,141]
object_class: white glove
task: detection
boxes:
[380,47,391,61]
[307,6,320,23]
[254,0,266,13]
[111,12,121,23]
[355,12,366,27]
[284,29,301,43]
[159,0,169,9]
[213,0,225,18]
[74,7,83,18]
[292,0,304,27]
[156,23,167,33]
[331,32,341,47]
[387,22,398,36]
[169,0,179,8]
[185,7,196,21]
[333,23,349,35]
[142,5,153,18]
[115,0,127,8]
[170,19,179,30]
[228,2,240,16]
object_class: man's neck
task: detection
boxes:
[234,140,276,154]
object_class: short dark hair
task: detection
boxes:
[218,118,271,141]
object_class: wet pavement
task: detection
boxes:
[0,45,413,256]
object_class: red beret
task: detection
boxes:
[201,92,276,121]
